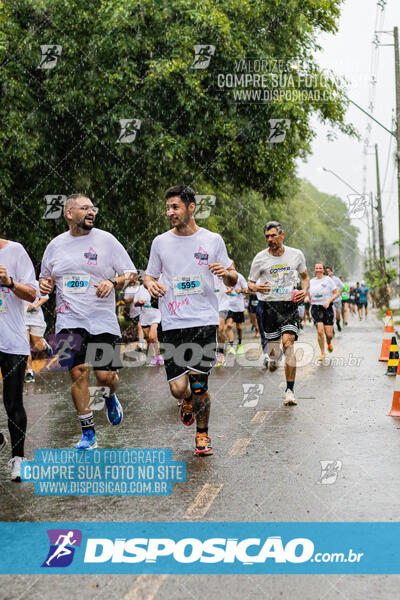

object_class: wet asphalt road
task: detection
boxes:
[1,312,400,598]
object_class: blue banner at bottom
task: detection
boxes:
[1,522,400,574]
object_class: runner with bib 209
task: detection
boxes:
[40,194,137,450]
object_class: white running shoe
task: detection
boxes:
[8,456,27,482]
[284,389,297,406]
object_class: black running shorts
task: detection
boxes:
[57,328,122,371]
[311,305,334,326]
[226,310,245,324]
[161,325,218,382]
[261,301,299,341]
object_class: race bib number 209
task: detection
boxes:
[62,274,91,294]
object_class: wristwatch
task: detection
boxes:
[4,277,15,289]
[108,278,117,287]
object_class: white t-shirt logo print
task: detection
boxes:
[83,247,98,266]
[194,247,209,265]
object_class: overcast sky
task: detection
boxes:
[297,0,400,254]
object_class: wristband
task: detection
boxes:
[108,278,117,288]
[4,277,14,289]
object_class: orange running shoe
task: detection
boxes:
[194,432,213,456]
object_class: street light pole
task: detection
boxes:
[321,167,361,194]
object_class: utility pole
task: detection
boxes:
[370,191,377,267]
[394,26,400,290]
[366,201,372,270]
[375,144,389,307]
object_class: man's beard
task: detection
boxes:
[174,212,190,230]
[78,218,94,230]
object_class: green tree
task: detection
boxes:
[0,0,354,270]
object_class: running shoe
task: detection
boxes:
[179,397,195,426]
[75,430,98,450]
[264,354,269,369]
[317,353,326,362]
[283,389,297,406]
[236,344,244,355]
[24,372,35,383]
[269,361,278,372]
[0,433,7,454]
[254,331,259,337]
[149,356,158,367]
[344,322,348,326]
[194,432,213,456]
[327,343,334,353]
[177,398,183,407]
[156,354,164,366]
[227,346,236,355]
[337,322,342,332]
[105,394,123,426]
[8,456,27,481]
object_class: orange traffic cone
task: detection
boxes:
[389,357,400,416]
[379,310,394,362]
[386,336,399,375]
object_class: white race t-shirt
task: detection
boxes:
[331,275,343,294]
[249,245,306,301]
[134,285,161,327]
[146,227,232,331]
[24,282,48,329]
[228,273,247,312]
[309,276,337,305]
[0,241,37,355]
[40,228,136,335]
[124,284,140,319]
[214,274,230,312]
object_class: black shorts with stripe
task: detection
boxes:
[261,301,299,341]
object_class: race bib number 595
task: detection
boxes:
[173,275,203,296]
[63,275,90,294]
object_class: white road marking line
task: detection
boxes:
[251,410,269,424]
[228,437,252,457]
[183,483,223,519]
[123,574,168,600]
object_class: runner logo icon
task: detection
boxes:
[194,247,209,265]
[42,529,82,568]
[84,248,98,265]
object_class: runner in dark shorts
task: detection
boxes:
[309,262,338,361]
[144,185,238,456]
[248,221,309,406]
